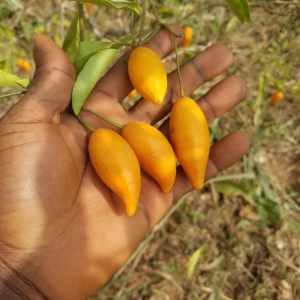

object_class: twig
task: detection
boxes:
[0,91,26,99]
[81,107,124,129]
[103,35,136,47]
[78,3,84,42]
[201,286,233,300]
[173,35,184,97]
[139,0,146,47]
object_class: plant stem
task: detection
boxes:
[79,3,84,42]
[148,0,160,24]
[139,0,146,47]
[173,35,184,97]
[104,36,136,47]
[81,107,124,130]
[78,116,95,132]
[142,26,160,44]
[161,23,183,38]
[0,91,26,99]
[130,0,136,44]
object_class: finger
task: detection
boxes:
[172,131,250,201]
[130,44,234,124]
[7,34,76,124]
[159,75,247,138]
[89,24,185,104]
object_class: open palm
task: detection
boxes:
[0,28,249,300]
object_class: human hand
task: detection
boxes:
[0,27,249,300]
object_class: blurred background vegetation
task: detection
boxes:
[1,0,300,299]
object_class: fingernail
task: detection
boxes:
[30,36,35,50]
[240,131,252,146]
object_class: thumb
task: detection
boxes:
[8,34,76,123]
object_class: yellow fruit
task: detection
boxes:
[271,91,283,104]
[122,122,176,193]
[128,47,167,105]
[23,61,31,72]
[89,129,141,216]
[3,67,7,72]
[17,58,25,70]
[170,97,210,190]
[128,89,137,99]
[182,26,193,48]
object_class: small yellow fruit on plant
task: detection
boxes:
[128,47,167,105]
[17,58,25,70]
[23,61,31,72]
[128,89,137,99]
[182,26,193,48]
[270,91,283,104]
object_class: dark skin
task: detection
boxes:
[0,26,249,300]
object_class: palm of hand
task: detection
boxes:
[0,29,249,300]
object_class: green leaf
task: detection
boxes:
[15,78,32,89]
[72,49,119,115]
[214,180,249,195]
[258,198,280,227]
[239,0,251,24]
[62,12,80,62]
[0,24,14,41]
[186,244,207,278]
[68,0,141,14]
[73,41,110,75]
[0,70,30,88]
[224,0,245,24]
[253,73,267,111]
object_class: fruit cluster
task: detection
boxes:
[88,34,210,217]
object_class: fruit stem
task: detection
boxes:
[148,0,183,38]
[173,35,184,97]
[79,3,84,42]
[0,91,26,99]
[138,0,146,47]
[104,35,136,47]
[130,0,136,44]
[161,23,183,38]
[78,116,95,132]
[81,107,124,130]
[142,26,160,44]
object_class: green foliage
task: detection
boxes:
[224,0,251,24]
[258,198,280,228]
[62,12,80,62]
[186,244,207,278]
[68,0,141,14]
[72,49,119,115]
[74,41,110,74]
[0,70,31,89]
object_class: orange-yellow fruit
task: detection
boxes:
[122,122,176,193]
[86,3,92,16]
[17,58,25,70]
[169,97,210,190]
[23,61,31,72]
[89,129,141,216]
[182,26,193,48]
[128,89,137,99]
[271,91,283,104]
[3,67,7,72]
[128,47,167,105]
